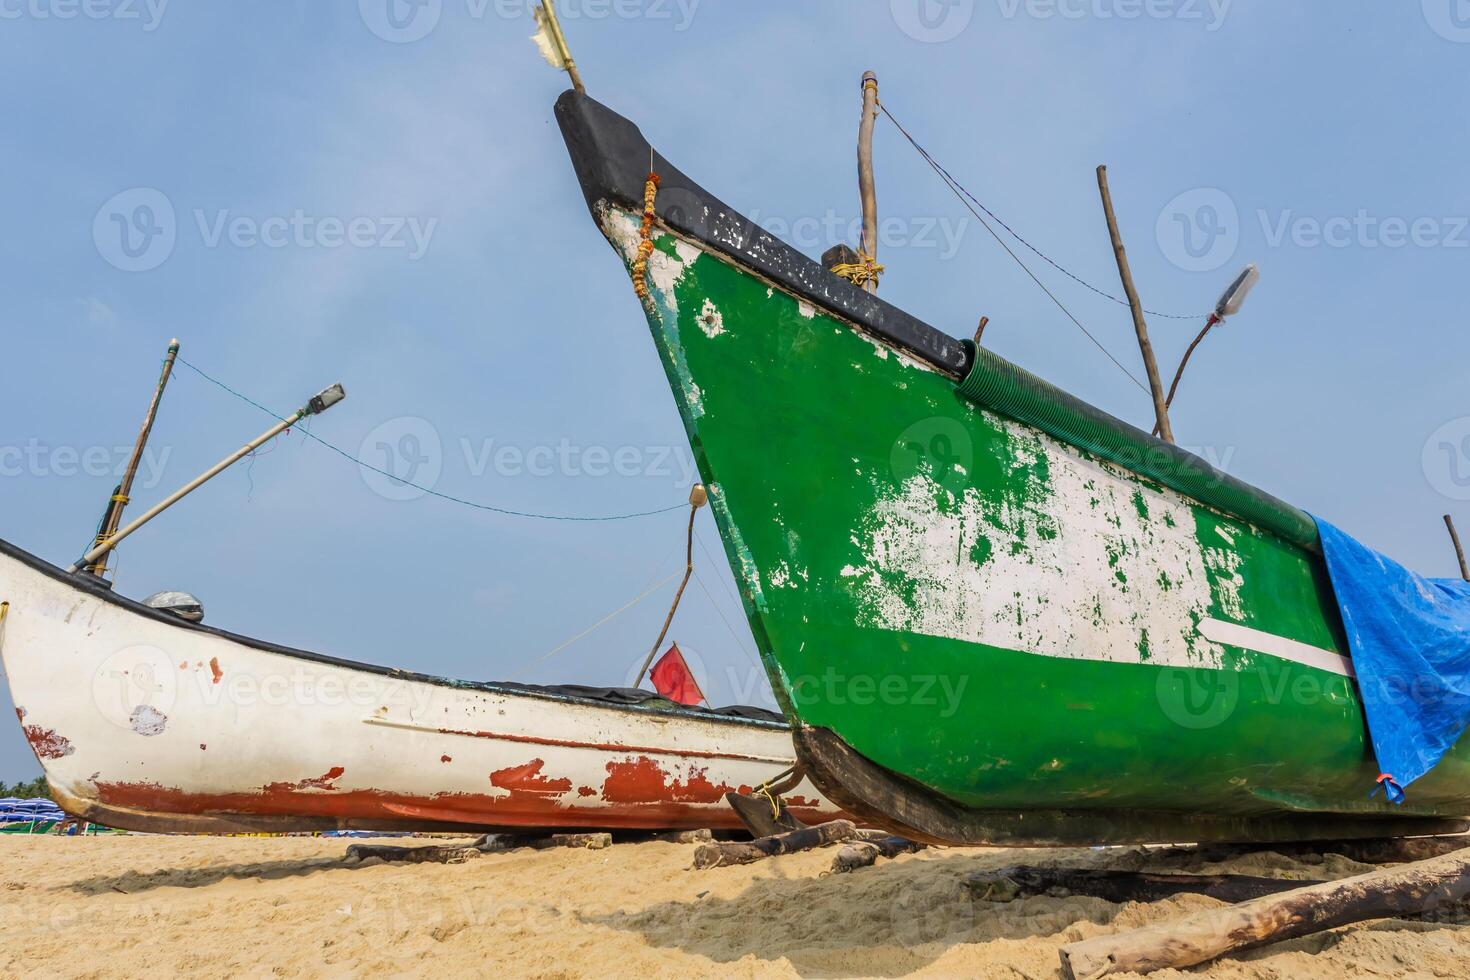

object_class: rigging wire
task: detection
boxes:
[530,571,683,664]
[174,356,688,523]
[878,103,1213,322]
[876,104,1151,395]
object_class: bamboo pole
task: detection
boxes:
[68,384,346,574]
[1097,165,1174,443]
[539,0,584,94]
[86,340,180,577]
[1445,515,1470,582]
[633,485,708,688]
[1152,315,1219,437]
[858,71,881,293]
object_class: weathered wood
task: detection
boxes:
[621,828,715,845]
[967,866,1322,904]
[831,835,926,874]
[857,71,880,294]
[974,316,990,346]
[724,790,807,839]
[482,832,612,853]
[346,842,482,865]
[1172,834,1470,866]
[1446,515,1470,582]
[1058,845,1470,979]
[692,819,858,870]
[1096,164,1173,444]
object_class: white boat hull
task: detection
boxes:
[0,539,837,834]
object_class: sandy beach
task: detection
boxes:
[2,834,1467,978]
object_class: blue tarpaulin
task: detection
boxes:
[1314,516,1470,802]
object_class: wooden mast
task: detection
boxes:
[85,339,180,578]
[1097,166,1174,443]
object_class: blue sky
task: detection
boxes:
[3,1,1469,780]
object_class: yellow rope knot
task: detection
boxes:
[631,172,662,310]
[830,252,885,288]
[111,494,130,504]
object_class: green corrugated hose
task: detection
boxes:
[956,343,1321,554]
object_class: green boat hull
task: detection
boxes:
[558,92,1470,844]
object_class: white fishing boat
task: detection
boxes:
[0,537,837,834]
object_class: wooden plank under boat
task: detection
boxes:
[0,536,838,834]
[556,90,1470,846]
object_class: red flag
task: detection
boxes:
[649,643,705,706]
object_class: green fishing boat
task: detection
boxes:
[556,91,1470,846]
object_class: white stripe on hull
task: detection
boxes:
[1198,618,1355,678]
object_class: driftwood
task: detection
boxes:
[647,829,715,844]
[481,832,611,853]
[831,836,927,874]
[345,832,612,864]
[966,867,1323,905]
[1058,845,1470,979]
[345,842,482,865]
[1175,834,1470,866]
[692,820,858,870]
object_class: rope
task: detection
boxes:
[829,254,885,288]
[173,356,688,523]
[877,102,1151,395]
[879,102,1212,322]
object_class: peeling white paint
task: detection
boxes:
[1204,546,1247,621]
[797,301,816,319]
[844,418,1227,670]
[1215,526,1236,546]
[597,204,693,314]
[697,298,726,338]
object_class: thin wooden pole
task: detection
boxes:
[1446,515,1470,582]
[634,485,708,688]
[1151,314,1220,437]
[86,339,180,577]
[69,384,345,574]
[540,0,584,95]
[857,71,881,294]
[1097,165,1174,443]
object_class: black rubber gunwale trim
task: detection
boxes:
[555,90,970,377]
[554,90,1318,552]
[0,535,785,730]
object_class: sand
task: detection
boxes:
[2,833,1468,978]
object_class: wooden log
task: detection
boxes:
[692,819,858,870]
[831,835,926,874]
[481,832,612,853]
[1058,845,1470,979]
[1174,834,1470,866]
[345,842,482,865]
[966,867,1322,905]
[619,828,715,845]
